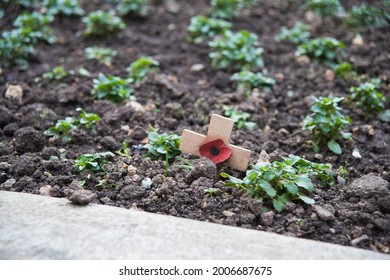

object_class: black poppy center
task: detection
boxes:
[210,147,220,156]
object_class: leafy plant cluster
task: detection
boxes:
[295,37,345,68]
[187,16,232,44]
[116,0,150,17]
[42,65,69,80]
[91,56,159,103]
[43,0,84,16]
[85,46,118,67]
[127,56,159,85]
[82,10,126,36]
[44,108,101,141]
[223,106,256,130]
[75,152,114,173]
[304,0,344,18]
[231,69,275,94]
[303,96,352,154]
[0,11,55,68]
[221,155,336,212]
[144,130,182,176]
[210,0,259,19]
[275,21,311,45]
[350,80,389,117]
[209,30,264,71]
[345,4,389,29]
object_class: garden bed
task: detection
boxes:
[1,0,389,254]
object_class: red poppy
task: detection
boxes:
[199,139,232,164]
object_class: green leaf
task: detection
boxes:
[295,175,313,192]
[284,181,299,194]
[298,194,315,205]
[272,199,285,213]
[378,109,390,122]
[327,140,342,154]
[259,179,276,197]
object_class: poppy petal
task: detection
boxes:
[199,139,232,164]
[210,146,232,164]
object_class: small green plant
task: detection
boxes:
[144,130,181,176]
[116,140,131,159]
[0,28,35,68]
[42,66,69,80]
[44,117,76,142]
[85,46,118,67]
[296,37,345,67]
[345,4,389,29]
[209,30,264,70]
[223,106,257,130]
[74,108,101,130]
[304,0,344,17]
[231,69,275,94]
[350,80,388,116]
[127,57,159,85]
[43,0,84,16]
[82,10,126,36]
[187,16,232,44]
[221,155,336,212]
[275,21,311,45]
[75,152,114,173]
[116,0,150,16]
[44,109,100,141]
[91,73,134,103]
[210,0,259,19]
[14,12,56,44]
[303,96,352,154]
[204,187,219,196]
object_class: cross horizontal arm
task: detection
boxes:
[227,144,251,171]
[179,129,206,156]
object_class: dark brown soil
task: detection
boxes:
[1,0,389,254]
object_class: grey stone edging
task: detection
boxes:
[0,191,388,260]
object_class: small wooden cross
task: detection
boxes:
[179,114,251,171]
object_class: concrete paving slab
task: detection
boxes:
[0,191,389,260]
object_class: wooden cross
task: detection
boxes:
[179,114,251,171]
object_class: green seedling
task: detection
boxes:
[275,21,311,45]
[127,57,159,86]
[74,108,101,130]
[303,96,352,154]
[44,117,77,142]
[345,4,389,29]
[91,73,134,103]
[42,66,69,80]
[304,0,344,17]
[85,46,118,67]
[221,155,335,212]
[43,0,84,16]
[231,69,275,94]
[350,80,388,116]
[0,28,35,68]
[75,152,114,173]
[116,0,150,16]
[223,106,256,130]
[116,140,132,159]
[82,10,126,36]
[187,16,232,44]
[144,130,181,176]
[44,109,101,141]
[210,0,259,19]
[14,12,56,44]
[204,188,219,196]
[176,156,195,171]
[296,37,345,68]
[209,30,264,70]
